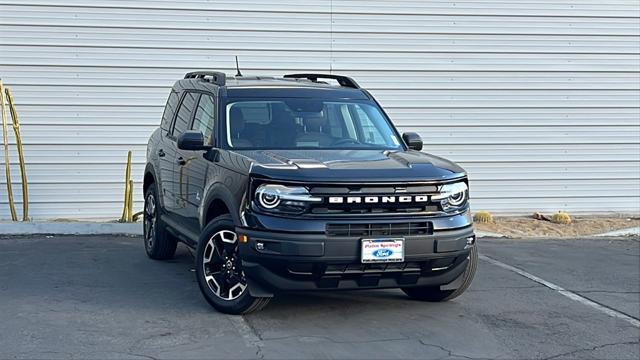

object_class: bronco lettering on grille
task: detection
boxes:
[328,195,430,204]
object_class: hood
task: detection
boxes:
[232,149,466,183]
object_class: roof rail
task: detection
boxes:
[283,73,360,89]
[184,71,226,86]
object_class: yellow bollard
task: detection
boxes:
[121,183,130,223]
[0,80,17,221]
[120,150,133,222]
[127,179,134,222]
[5,87,29,221]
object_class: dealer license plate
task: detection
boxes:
[361,238,405,263]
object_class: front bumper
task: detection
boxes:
[237,214,475,293]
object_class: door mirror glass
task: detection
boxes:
[177,130,212,151]
[402,132,423,151]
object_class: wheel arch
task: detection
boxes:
[201,183,242,229]
[143,164,157,193]
[144,163,168,209]
[142,163,161,196]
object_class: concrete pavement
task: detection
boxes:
[0,235,638,359]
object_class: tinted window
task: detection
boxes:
[160,91,179,131]
[173,92,198,136]
[353,104,386,144]
[225,99,402,150]
[192,94,215,145]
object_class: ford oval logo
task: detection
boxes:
[372,249,393,258]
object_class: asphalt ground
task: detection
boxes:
[0,235,638,359]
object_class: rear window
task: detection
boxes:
[160,91,179,131]
[172,92,199,137]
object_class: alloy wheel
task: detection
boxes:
[202,230,247,301]
[144,193,156,249]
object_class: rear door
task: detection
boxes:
[158,91,179,211]
[164,91,199,219]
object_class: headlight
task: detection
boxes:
[255,184,321,213]
[432,182,468,210]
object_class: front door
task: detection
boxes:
[175,93,217,235]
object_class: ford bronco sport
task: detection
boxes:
[143,72,477,314]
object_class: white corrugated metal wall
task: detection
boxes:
[0,0,639,219]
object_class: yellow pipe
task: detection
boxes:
[120,150,132,222]
[5,87,29,221]
[128,179,134,222]
[121,184,129,223]
[0,80,17,221]
[120,151,131,222]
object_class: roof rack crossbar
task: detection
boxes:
[184,71,226,86]
[283,73,360,89]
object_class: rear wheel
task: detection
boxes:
[143,184,177,260]
[195,214,271,314]
[402,245,478,302]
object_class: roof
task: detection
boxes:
[224,76,342,89]
[179,72,369,99]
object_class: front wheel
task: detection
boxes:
[195,214,271,314]
[402,245,478,302]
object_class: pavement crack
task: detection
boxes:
[417,340,478,360]
[261,334,409,344]
[259,335,482,359]
[226,315,265,359]
[121,352,159,360]
[542,341,640,360]
[245,317,266,360]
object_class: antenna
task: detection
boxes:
[235,56,243,77]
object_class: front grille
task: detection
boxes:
[326,221,432,237]
[307,183,443,216]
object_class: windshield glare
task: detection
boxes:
[225,99,403,150]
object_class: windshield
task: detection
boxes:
[224,98,403,150]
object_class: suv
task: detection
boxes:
[143,72,477,314]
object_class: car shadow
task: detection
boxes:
[163,243,422,314]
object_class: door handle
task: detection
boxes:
[177,157,186,166]
[158,149,165,157]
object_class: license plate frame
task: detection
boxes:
[361,238,405,264]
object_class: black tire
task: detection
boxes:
[402,245,478,302]
[195,214,271,315]
[143,183,177,260]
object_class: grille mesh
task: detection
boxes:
[325,222,432,237]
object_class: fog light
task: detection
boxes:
[256,242,265,251]
[432,266,451,271]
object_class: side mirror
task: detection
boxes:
[402,132,423,151]
[177,130,212,151]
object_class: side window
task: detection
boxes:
[192,94,215,145]
[172,92,199,137]
[160,91,179,131]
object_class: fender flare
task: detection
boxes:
[143,163,162,203]
[142,163,162,196]
[200,182,242,229]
